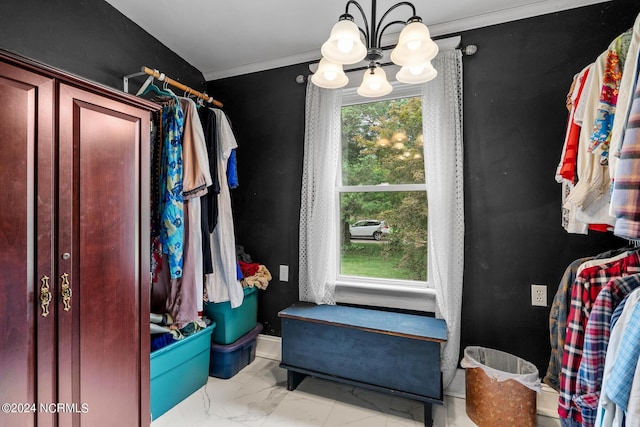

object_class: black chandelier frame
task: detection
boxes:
[338,0,423,66]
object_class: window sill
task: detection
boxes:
[334,280,436,313]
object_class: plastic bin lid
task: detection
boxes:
[211,323,263,352]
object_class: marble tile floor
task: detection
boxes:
[151,357,561,427]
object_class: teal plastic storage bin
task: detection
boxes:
[204,286,258,345]
[209,323,263,379]
[150,324,215,421]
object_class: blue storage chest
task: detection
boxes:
[209,323,263,379]
[203,286,258,344]
[150,324,215,420]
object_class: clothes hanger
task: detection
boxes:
[161,80,178,98]
[137,70,176,99]
[135,75,154,96]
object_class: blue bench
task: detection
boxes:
[278,303,447,427]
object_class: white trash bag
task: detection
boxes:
[461,346,541,392]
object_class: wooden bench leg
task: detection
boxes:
[286,370,307,391]
[424,402,433,427]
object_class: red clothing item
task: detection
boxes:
[559,67,590,183]
[238,260,260,277]
[559,252,640,422]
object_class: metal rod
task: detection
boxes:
[371,0,377,48]
[344,0,419,50]
[346,0,370,46]
[375,2,417,47]
[377,20,405,48]
[140,66,223,107]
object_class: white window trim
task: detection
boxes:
[335,83,435,312]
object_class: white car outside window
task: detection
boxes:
[349,220,389,240]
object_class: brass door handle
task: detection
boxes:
[40,275,51,317]
[60,273,72,311]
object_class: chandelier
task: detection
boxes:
[311,0,439,97]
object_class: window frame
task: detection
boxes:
[334,81,436,312]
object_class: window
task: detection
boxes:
[335,84,434,311]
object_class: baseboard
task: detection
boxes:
[255,335,559,420]
[256,334,281,361]
[445,368,466,398]
[537,383,560,419]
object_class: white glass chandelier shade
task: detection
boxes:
[357,66,392,97]
[320,19,367,65]
[396,61,438,84]
[311,58,349,89]
[390,21,439,66]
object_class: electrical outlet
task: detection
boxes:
[531,284,547,307]
[279,265,289,282]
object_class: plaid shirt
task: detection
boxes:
[612,66,640,239]
[575,274,640,427]
[559,252,640,422]
[607,300,640,411]
[544,257,592,391]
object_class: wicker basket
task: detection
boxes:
[462,346,539,427]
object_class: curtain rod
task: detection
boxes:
[123,66,223,107]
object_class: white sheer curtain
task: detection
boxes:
[422,49,465,388]
[299,50,465,387]
[298,80,342,305]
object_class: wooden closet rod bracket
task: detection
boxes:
[123,66,223,108]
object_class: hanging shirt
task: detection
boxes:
[545,249,631,391]
[612,68,640,239]
[166,98,211,320]
[596,287,640,427]
[607,301,640,413]
[198,107,220,232]
[166,200,200,327]
[575,274,640,427]
[609,13,640,184]
[559,65,592,234]
[557,65,591,185]
[158,98,185,279]
[544,256,593,391]
[589,30,632,165]
[205,109,244,308]
[564,41,618,229]
[197,107,219,275]
[227,148,239,188]
[179,97,212,199]
[559,252,640,422]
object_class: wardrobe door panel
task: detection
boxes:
[0,62,55,427]
[57,83,150,427]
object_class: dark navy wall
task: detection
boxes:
[207,65,309,336]
[2,0,639,376]
[208,0,640,374]
[0,0,205,92]
[460,0,639,373]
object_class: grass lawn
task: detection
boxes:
[341,241,418,280]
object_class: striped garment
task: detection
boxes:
[612,56,640,239]
[606,301,640,411]
[575,274,640,427]
[544,257,593,392]
[610,291,630,330]
[559,252,640,422]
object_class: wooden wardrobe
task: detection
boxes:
[0,49,157,426]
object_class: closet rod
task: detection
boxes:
[132,66,223,107]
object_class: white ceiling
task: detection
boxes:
[105,0,609,81]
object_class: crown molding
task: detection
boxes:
[426,0,611,37]
[203,0,611,81]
